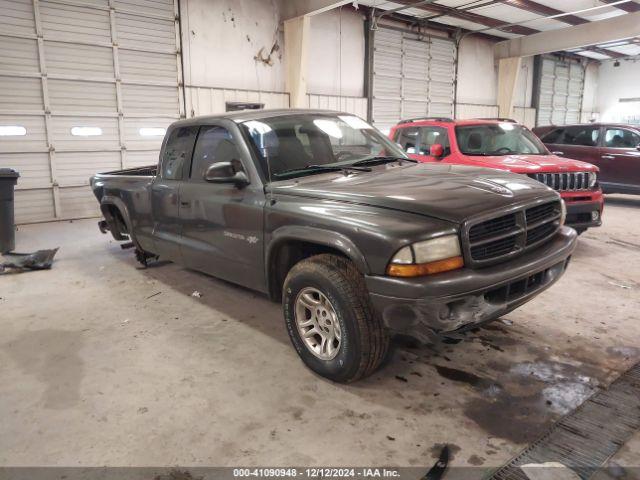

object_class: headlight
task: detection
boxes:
[560,199,567,226]
[387,235,464,277]
[588,172,597,188]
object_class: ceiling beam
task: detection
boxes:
[600,0,640,13]
[389,0,539,35]
[495,10,640,58]
[583,45,627,58]
[279,0,352,20]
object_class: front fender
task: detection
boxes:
[267,225,370,274]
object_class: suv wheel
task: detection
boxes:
[283,254,389,383]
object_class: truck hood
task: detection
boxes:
[458,154,599,174]
[270,163,557,224]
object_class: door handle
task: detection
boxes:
[551,151,564,156]
[601,155,615,160]
[180,201,190,207]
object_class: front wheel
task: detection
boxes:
[283,254,390,383]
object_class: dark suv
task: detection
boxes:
[533,123,640,195]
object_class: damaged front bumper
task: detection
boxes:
[366,226,577,342]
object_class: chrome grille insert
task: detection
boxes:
[529,172,591,191]
[464,200,561,267]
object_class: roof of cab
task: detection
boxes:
[170,109,351,127]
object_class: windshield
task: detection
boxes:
[455,123,548,156]
[240,114,407,180]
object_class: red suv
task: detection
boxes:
[390,118,603,234]
[532,123,640,196]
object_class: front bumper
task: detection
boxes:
[561,189,604,231]
[365,226,577,342]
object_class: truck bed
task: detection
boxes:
[98,165,158,177]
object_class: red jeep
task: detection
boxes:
[390,117,603,234]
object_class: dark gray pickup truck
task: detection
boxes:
[91,109,577,382]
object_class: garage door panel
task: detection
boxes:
[126,150,159,168]
[116,13,175,52]
[56,151,120,186]
[0,0,35,36]
[40,1,111,44]
[122,84,179,114]
[429,102,453,117]
[14,189,55,224]
[119,49,177,83]
[0,115,47,152]
[123,117,171,150]
[45,41,115,78]
[537,56,584,126]
[0,76,44,111]
[114,0,174,18]
[0,37,39,73]
[49,79,117,113]
[3,0,181,222]
[372,27,455,128]
[59,186,100,219]
[0,152,50,188]
[51,116,119,151]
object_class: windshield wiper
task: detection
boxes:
[274,164,371,179]
[351,156,416,167]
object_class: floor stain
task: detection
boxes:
[429,443,461,461]
[2,329,84,409]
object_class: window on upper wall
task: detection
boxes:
[0,125,27,136]
[71,126,102,136]
[139,127,166,137]
[604,128,640,148]
[161,126,198,180]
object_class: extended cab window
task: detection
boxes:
[604,128,640,148]
[191,126,244,181]
[161,126,197,180]
[559,126,599,147]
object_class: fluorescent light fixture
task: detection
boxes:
[314,119,343,139]
[139,127,166,137]
[0,125,27,136]
[71,126,102,136]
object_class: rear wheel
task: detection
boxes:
[283,254,389,383]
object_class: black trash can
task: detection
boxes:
[0,168,20,254]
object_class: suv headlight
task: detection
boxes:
[387,235,464,277]
[588,172,597,188]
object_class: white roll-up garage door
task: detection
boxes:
[371,26,456,133]
[536,55,585,127]
[0,0,183,223]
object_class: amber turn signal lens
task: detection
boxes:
[386,256,464,277]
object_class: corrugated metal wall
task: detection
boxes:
[0,0,182,223]
[371,26,456,132]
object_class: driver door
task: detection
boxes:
[179,124,266,292]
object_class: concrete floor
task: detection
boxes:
[1,195,639,471]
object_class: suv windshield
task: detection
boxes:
[456,123,548,156]
[240,114,407,180]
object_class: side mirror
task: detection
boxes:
[430,143,444,159]
[204,162,249,187]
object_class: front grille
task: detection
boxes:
[464,200,561,267]
[528,172,591,191]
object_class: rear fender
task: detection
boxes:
[99,195,136,244]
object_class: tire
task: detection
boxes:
[283,254,390,383]
[575,228,586,236]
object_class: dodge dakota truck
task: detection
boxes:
[91,109,577,383]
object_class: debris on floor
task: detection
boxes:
[520,462,581,480]
[190,290,202,298]
[0,248,59,273]
[423,444,449,480]
[607,281,632,289]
